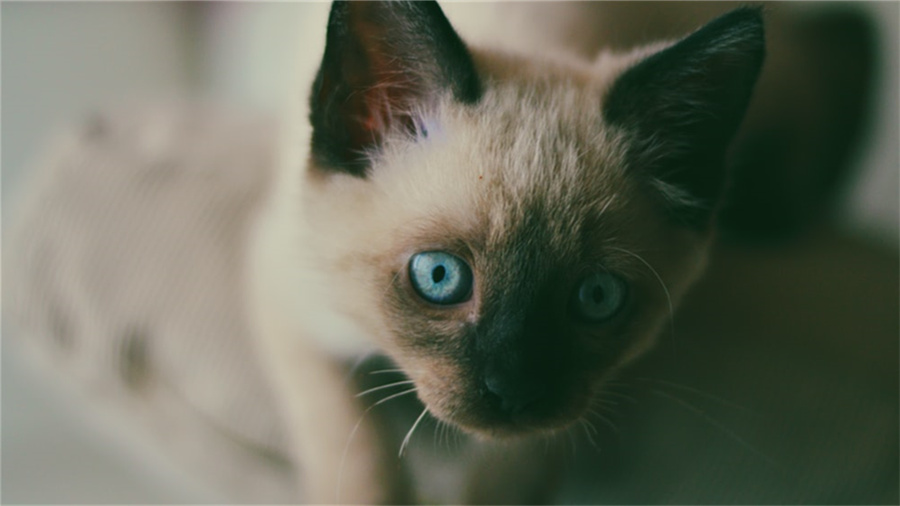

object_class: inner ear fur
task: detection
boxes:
[309,0,482,177]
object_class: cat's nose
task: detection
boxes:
[484,371,547,416]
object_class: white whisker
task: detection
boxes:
[399,407,430,458]
[345,351,377,381]
[578,419,600,449]
[381,269,404,299]
[372,387,418,408]
[336,413,369,502]
[369,368,406,376]
[608,246,675,341]
[436,419,453,451]
[336,387,418,502]
[638,377,758,416]
[587,407,620,436]
[648,387,782,471]
[355,379,416,398]
[599,389,639,405]
[594,398,620,407]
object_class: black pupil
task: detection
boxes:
[591,285,605,304]
[432,265,446,283]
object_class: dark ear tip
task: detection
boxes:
[688,5,766,71]
[710,6,766,45]
[719,5,765,27]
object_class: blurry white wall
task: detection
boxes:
[2,4,207,503]
[1,2,897,504]
[195,3,328,114]
[1,3,195,201]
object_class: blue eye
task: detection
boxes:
[573,272,627,322]
[409,251,473,305]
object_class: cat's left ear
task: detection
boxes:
[309,0,482,177]
[603,7,765,227]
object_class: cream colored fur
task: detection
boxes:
[245,4,716,503]
[8,3,892,504]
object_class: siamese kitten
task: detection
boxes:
[246,1,764,503]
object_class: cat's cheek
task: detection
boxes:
[403,359,475,424]
[391,356,496,435]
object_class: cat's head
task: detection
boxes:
[296,1,764,438]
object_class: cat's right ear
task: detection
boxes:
[309,0,481,177]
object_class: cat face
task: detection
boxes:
[296,1,763,437]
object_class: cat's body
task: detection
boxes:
[246,1,764,502]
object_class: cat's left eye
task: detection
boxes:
[572,272,627,322]
[409,251,473,305]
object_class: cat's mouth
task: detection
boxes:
[469,396,591,438]
[415,373,594,438]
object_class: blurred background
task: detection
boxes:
[2,2,897,503]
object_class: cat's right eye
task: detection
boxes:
[408,251,473,305]
[571,272,628,322]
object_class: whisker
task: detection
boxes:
[581,416,600,436]
[586,407,620,436]
[371,387,418,408]
[336,413,369,502]
[368,368,406,376]
[399,407,430,458]
[381,269,405,299]
[440,419,460,452]
[435,419,445,450]
[599,389,639,405]
[336,387,417,501]
[441,422,451,451]
[648,387,782,471]
[450,419,464,450]
[355,379,416,398]
[432,418,440,448]
[608,246,675,342]
[638,377,758,416]
[439,419,456,452]
[345,351,378,381]
[594,398,620,407]
[578,419,600,449]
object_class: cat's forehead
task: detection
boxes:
[371,78,633,255]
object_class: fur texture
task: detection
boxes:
[246,1,764,502]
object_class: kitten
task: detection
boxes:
[245,1,764,503]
